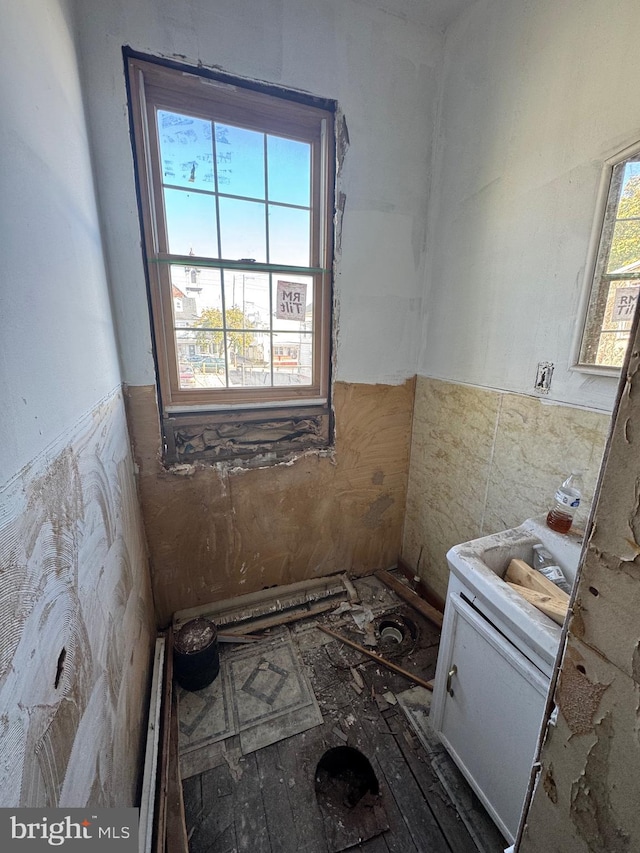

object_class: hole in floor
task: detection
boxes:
[373,612,419,659]
[315,745,379,807]
[315,746,388,852]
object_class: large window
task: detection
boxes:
[126,54,335,461]
[576,144,640,372]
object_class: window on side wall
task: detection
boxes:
[126,54,335,463]
[576,144,640,373]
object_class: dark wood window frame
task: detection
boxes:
[125,52,335,462]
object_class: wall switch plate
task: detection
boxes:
[535,362,554,394]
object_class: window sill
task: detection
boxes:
[569,363,622,378]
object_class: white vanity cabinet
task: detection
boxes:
[429,520,582,844]
[430,577,549,842]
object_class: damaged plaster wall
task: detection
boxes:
[0,392,155,806]
[519,323,640,850]
[126,380,414,626]
[0,0,156,807]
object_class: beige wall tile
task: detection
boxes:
[403,378,610,600]
[483,395,610,536]
[402,376,501,597]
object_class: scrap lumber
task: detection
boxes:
[317,624,434,691]
[505,559,570,603]
[505,582,568,626]
[375,570,443,629]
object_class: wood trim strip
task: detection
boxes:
[376,570,444,629]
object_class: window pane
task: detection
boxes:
[268,205,310,266]
[157,110,214,191]
[223,270,271,327]
[267,136,311,207]
[164,188,218,257]
[172,266,224,384]
[171,265,223,316]
[578,154,640,368]
[215,123,265,200]
[272,275,313,330]
[272,332,313,385]
[607,218,640,273]
[184,332,227,388]
[228,332,272,387]
[593,278,638,367]
[219,197,266,261]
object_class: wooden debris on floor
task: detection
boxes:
[180,574,506,853]
[375,570,444,629]
[317,625,434,691]
[174,573,359,635]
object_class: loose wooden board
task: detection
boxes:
[505,582,568,625]
[505,559,570,604]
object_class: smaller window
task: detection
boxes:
[576,145,640,371]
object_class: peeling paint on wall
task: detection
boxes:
[557,646,611,738]
[0,390,155,807]
[570,714,630,852]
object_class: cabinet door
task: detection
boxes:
[433,594,549,842]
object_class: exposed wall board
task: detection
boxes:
[0,391,156,807]
[125,380,414,625]
[403,376,610,598]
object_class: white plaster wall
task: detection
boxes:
[0,0,122,484]
[72,0,447,388]
[420,0,640,413]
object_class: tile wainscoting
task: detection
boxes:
[402,377,611,598]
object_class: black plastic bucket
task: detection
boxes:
[173,617,220,691]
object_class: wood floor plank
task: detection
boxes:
[330,698,418,853]
[233,750,271,853]
[386,708,479,853]
[178,595,487,853]
[189,763,237,853]
[256,742,301,853]
[275,726,328,853]
[357,836,389,851]
[350,696,451,853]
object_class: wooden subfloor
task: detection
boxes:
[181,590,506,853]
